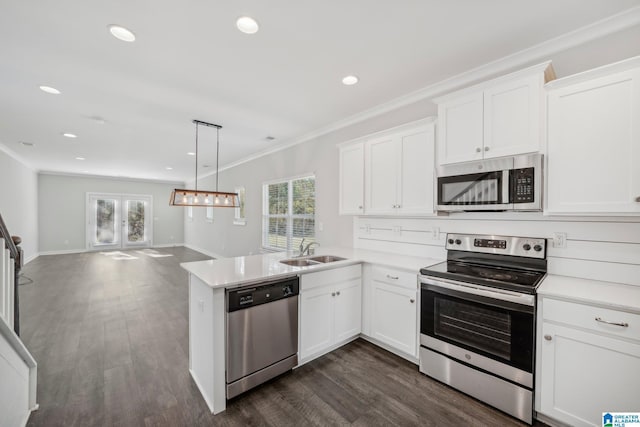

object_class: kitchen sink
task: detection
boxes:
[308,255,346,263]
[279,258,321,266]
[279,255,346,266]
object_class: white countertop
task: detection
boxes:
[181,246,442,290]
[538,274,640,313]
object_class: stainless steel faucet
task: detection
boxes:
[298,238,319,256]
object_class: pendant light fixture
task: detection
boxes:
[170,120,239,207]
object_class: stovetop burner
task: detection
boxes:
[419,233,548,295]
[420,260,545,294]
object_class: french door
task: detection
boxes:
[87,193,153,250]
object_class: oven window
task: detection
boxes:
[438,171,502,205]
[435,298,511,360]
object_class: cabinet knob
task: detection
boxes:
[635,197,640,202]
[410,298,415,303]
[544,335,552,341]
[484,146,490,152]
[336,291,341,296]
[331,292,336,297]
[475,147,481,153]
[358,205,363,209]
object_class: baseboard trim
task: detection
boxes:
[183,244,225,260]
[360,335,419,365]
[38,249,86,256]
[37,243,186,257]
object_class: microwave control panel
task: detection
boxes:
[511,167,535,203]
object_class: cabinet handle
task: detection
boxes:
[475,147,481,153]
[410,298,415,303]
[336,291,341,296]
[484,146,490,152]
[331,292,336,297]
[358,205,363,209]
[595,317,629,328]
[635,197,640,202]
[386,274,399,280]
[544,335,552,341]
[396,205,401,209]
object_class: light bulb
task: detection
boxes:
[194,195,199,204]
[205,196,210,204]
[182,194,187,203]
[225,196,230,205]
[214,196,220,205]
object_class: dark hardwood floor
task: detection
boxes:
[19,247,542,426]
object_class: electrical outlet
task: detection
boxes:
[553,232,567,249]
[432,227,440,240]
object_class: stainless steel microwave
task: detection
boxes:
[436,154,542,212]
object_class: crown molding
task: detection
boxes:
[0,142,36,170]
[38,170,185,186]
[213,6,640,174]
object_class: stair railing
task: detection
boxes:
[0,212,21,335]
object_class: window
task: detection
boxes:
[262,175,315,251]
[234,186,246,225]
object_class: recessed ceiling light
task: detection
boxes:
[39,85,61,95]
[108,25,136,42]
[342,75,359,86]
[236,16,259,34]
[165,167,173,170]
[75,156,85,161]
[63,133,78,138]
[18,141,35,147]
[187,152,196,156]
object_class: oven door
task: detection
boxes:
[420,277,535,379]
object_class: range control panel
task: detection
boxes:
[227,276,299,312]
[446,233,546,259]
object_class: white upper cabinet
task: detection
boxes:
[436,62,554,165]
[545,56,640,215]
[338,118,436,216]
[339,142,364,215]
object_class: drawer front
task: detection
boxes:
[543,298,640,342]
[301,264,362,291]
[371,266,417,290]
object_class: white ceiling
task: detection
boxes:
[1,1,639,182]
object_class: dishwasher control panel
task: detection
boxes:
[227,276,299,312]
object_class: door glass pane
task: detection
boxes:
[434,297,511,360]
[96,199,116,244]
[127,200,146,243]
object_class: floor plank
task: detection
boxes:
[20,247,546,426]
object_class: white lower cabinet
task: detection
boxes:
[367,266,418,359]
[536,297,640,427]
[299,265,362,363]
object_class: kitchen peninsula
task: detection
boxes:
[181,247,441,414]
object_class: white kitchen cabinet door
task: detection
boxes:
[339,142,364,215]
[299,286,334,360]
[546,66,640,215]
[538,322,640,427]
[437,92,484,165]
[365,135,398,215]
[333,278,362,343]
[483,75,540,159]
[371,282,417,357]
[397,124,436,215]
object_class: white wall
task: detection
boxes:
[0,148,38,262]
[184,24,640,258]
[38,174,185,253]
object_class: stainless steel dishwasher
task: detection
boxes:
[225,276,299,399]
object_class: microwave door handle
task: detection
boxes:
[502,170,510,204]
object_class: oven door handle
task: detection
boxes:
[420,276,535,309]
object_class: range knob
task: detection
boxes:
[534,244,543,252]
[455,239,462,245]
[448,238,454,245]
[523,244,531,251]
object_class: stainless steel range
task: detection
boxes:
[419,233,547,424]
